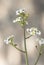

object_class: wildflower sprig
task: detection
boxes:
[4,35,25,53]
[4,9,44,65]
[13,9,29,65]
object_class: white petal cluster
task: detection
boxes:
[13,17,28,25]
[13,9,28,26]
[16,9,25,15]
[13,17,22,23]
[39,38,44,46]
[4,35,14,44]
[26,27,41,36]
[4,39,11,44]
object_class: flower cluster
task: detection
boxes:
[16,9,25,15]
[13,9,29,26]
[13,17,22,23]
[39,38,44,46]
[36,38,44,46]
[4,35,14,44]
[26,27,41,36]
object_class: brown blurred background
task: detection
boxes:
[0,0,44,65]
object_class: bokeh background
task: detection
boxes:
[0,0,44,65]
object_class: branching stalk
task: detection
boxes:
[24,27,29,65]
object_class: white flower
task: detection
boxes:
[4,39,11,44]
[26,27,41,36]
[36,31,41,35]
[16,10,20,15]
[16,9,25,15]
[13,17,22,23]
[4,35,14,44]
[39,38,44,46]
[26,28,30,32]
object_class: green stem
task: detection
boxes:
[10,43,25,53]
[25,35,32,39]
[14,46,25,53]
[24,27,29,65]
[34,49,41,65]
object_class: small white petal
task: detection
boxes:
[16,10,20,15]
[38,31,41,35]
[4,35,14,45]
[13,20,17,23]
[36,31,41,35]
[4,40,9,44]
[26,28,30,32]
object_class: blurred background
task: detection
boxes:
[0,0,44,65]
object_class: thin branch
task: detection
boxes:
[24,27,29,65]
[34,47,42,65]
[14,45,26,53]
[34,53,41,65]
[10,43,25,53]
[25,35,32,39]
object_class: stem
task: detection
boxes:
[14,46,25,53]
[10,43,25,53]
[34,49,42,65]
[25,35,32,39]
[24,27,29,65]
